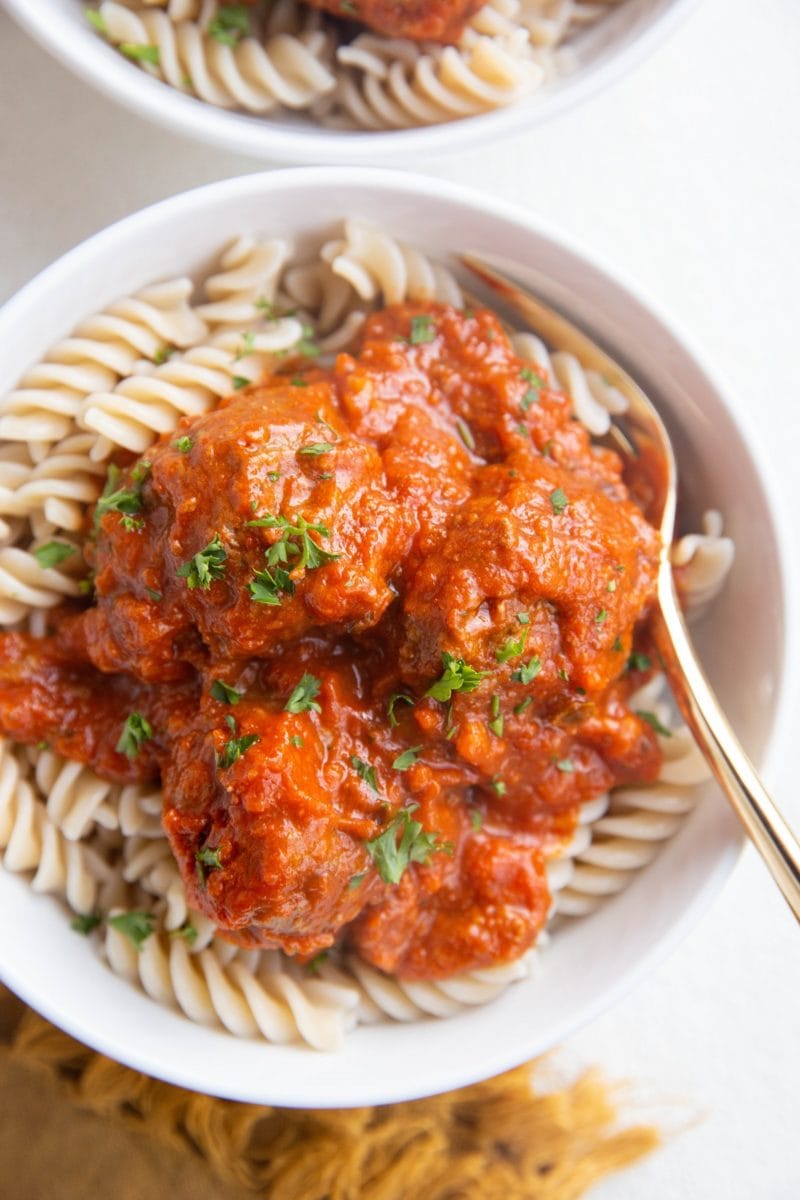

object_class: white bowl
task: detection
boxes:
[0,168,792,1106]
[1,0,698,163]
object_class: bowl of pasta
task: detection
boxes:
[0,168,791,1106]
[1,0,698,159]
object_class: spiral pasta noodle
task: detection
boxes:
[0,223,735,1048]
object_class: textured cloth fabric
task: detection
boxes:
[0,985,658,1199]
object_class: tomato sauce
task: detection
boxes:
[0,304,662,978]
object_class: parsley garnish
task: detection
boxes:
[171,921,198,945]
[85,8,108,34]
[550,487,568,515]
[290,735,304,748]
[348,873,365,890]
[174,436,193,453]
[607,579,618,593]
[491,778,506,797]
[387,692,414,726]
[408,315,436,345]
[246,512,340,571]
[116,712,153,758]
[291,377,309,387]
[71,912,102,935]
[177,533,227,589]
[517,613,530,625]
[236,331,255,360]
[455,418,476,452]
[146,588,162,602]
[511,656,541,685]
[284,673,322,714]
[365,804,450,885]
[248,565,295,606]
[119,42,160,65]
[425,652,486,702]
[637,710,672,738]
[595,609,608,624]
[154,346,174,365]
[232,375,249,390]
[108,911,155,949]
[496,627,529,663]
[34,541,75,569]
[488,694,504,737]
[612,636,624,653]
[392,746,422,771]
[207,3,251,45]
[94,463,144,529]
[470,808,484,829]
[210,679,243,705]
[351,755,379,792]
[195,846,222,887]
[218,720,260,769]
[555,758,574,773]
[627,652,652,672]
[514,696,532,715]
[298,442,334,457]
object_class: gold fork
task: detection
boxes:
[461,253,800,922]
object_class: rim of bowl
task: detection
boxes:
[1,0,700,163]
[0,166,796,1106]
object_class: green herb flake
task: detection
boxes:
[607,579,618,593]
[120,515,144,534]
[34,541,75,569]
[290,735,304,749]
[116,712,153,759]
[517,612,530,625]
[236,331,255,360]
[514,696,533,716]
[351,755,379,792]
[248,565,295,606]
[232,375,250,390]
[298,442,334,457]
[208,3,251,45]
[291,377,309,387]
[455,418,476,453]
[555,758,574,773]
[296,324,320,358]
[495,627,529,663]
[511,656,541,685]
[595,609,608,624]
[488,694,504,738]
[425,652,486,702]
[364,803,450,885]
[470,808,484,830]
[491,778,507,797]
[85,8,108,35]
[174,436,193,453]
[348,873,365,891]
[94,463,143,530]
[392,746,422,772]
[71,912,102,935]
[154,345,174,366]
[120,42,160,64]
[246,512,340,571]
[195,846,223,887]
[177,533,227,589]
[108,911,155,949]
[284,673,322,715]
[387,692,414,726]
[145,588,162,602]
[210,679,243,705]
[612,636,624,653]
[637,710,673,738]
[341,0,357,11]
[266,471,281,481]
[408,314,436,345]
[627,651,652,673]
[170,921,198,945]
[218,725,261,769]
[550,487,569,515]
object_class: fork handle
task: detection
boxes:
[655,565,800,922]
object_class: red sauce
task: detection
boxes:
[0,304,662,979]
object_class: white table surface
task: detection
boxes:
[1,0,799,1195]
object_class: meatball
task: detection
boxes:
[304,0,484,44]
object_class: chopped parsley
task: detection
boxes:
[455,418,476,452]
[207,4,251,45]
[517,612,530,625]
[71,912,102,935]
[491,778,507,797]
[232,375,250,390]
[195,846,222,886]
[108,911,155,949]
[496,627,529,663]
[236,331,256,360]
[392,746,422,771]
[364,804,450,885]
[296,324,320,358]
[85,8,108,35]
[247,512,340,572]
[153,345,174,365]
[555,758,574,773]
[171,921,198,945]
[119,42,160,65]
[174,436,193,453]
[607,579,618,593]
[471,808,484,829]
[298,442,334,457]
[407,315,436,345]
[488,694,504,737]
[218,719,260,769]
[511,656,541,685]
[291,377,309,387]
[550,487,569,515]
[637,710,673,738]
[595,609,608,624]
[513,696,533,716]
[177,533,227,589]
[146,588,162,602]
[425,652,486,702]
[387,692,414,726]
[94,463,144,530]
[34,541,75,569]
[351,755,378,792]
[612,636,624,653]
[210,679,243,705]
[116,712,153,759]
[248,565,295,606]
[627,651,652,673]
[290,735,304,749]
[519,370,543,411]
[284,673,322,715]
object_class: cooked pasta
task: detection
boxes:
[0,225,734,1050]
[83,0,624,131]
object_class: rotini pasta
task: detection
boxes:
[0,224,734,1050]
[83,0,623,131]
